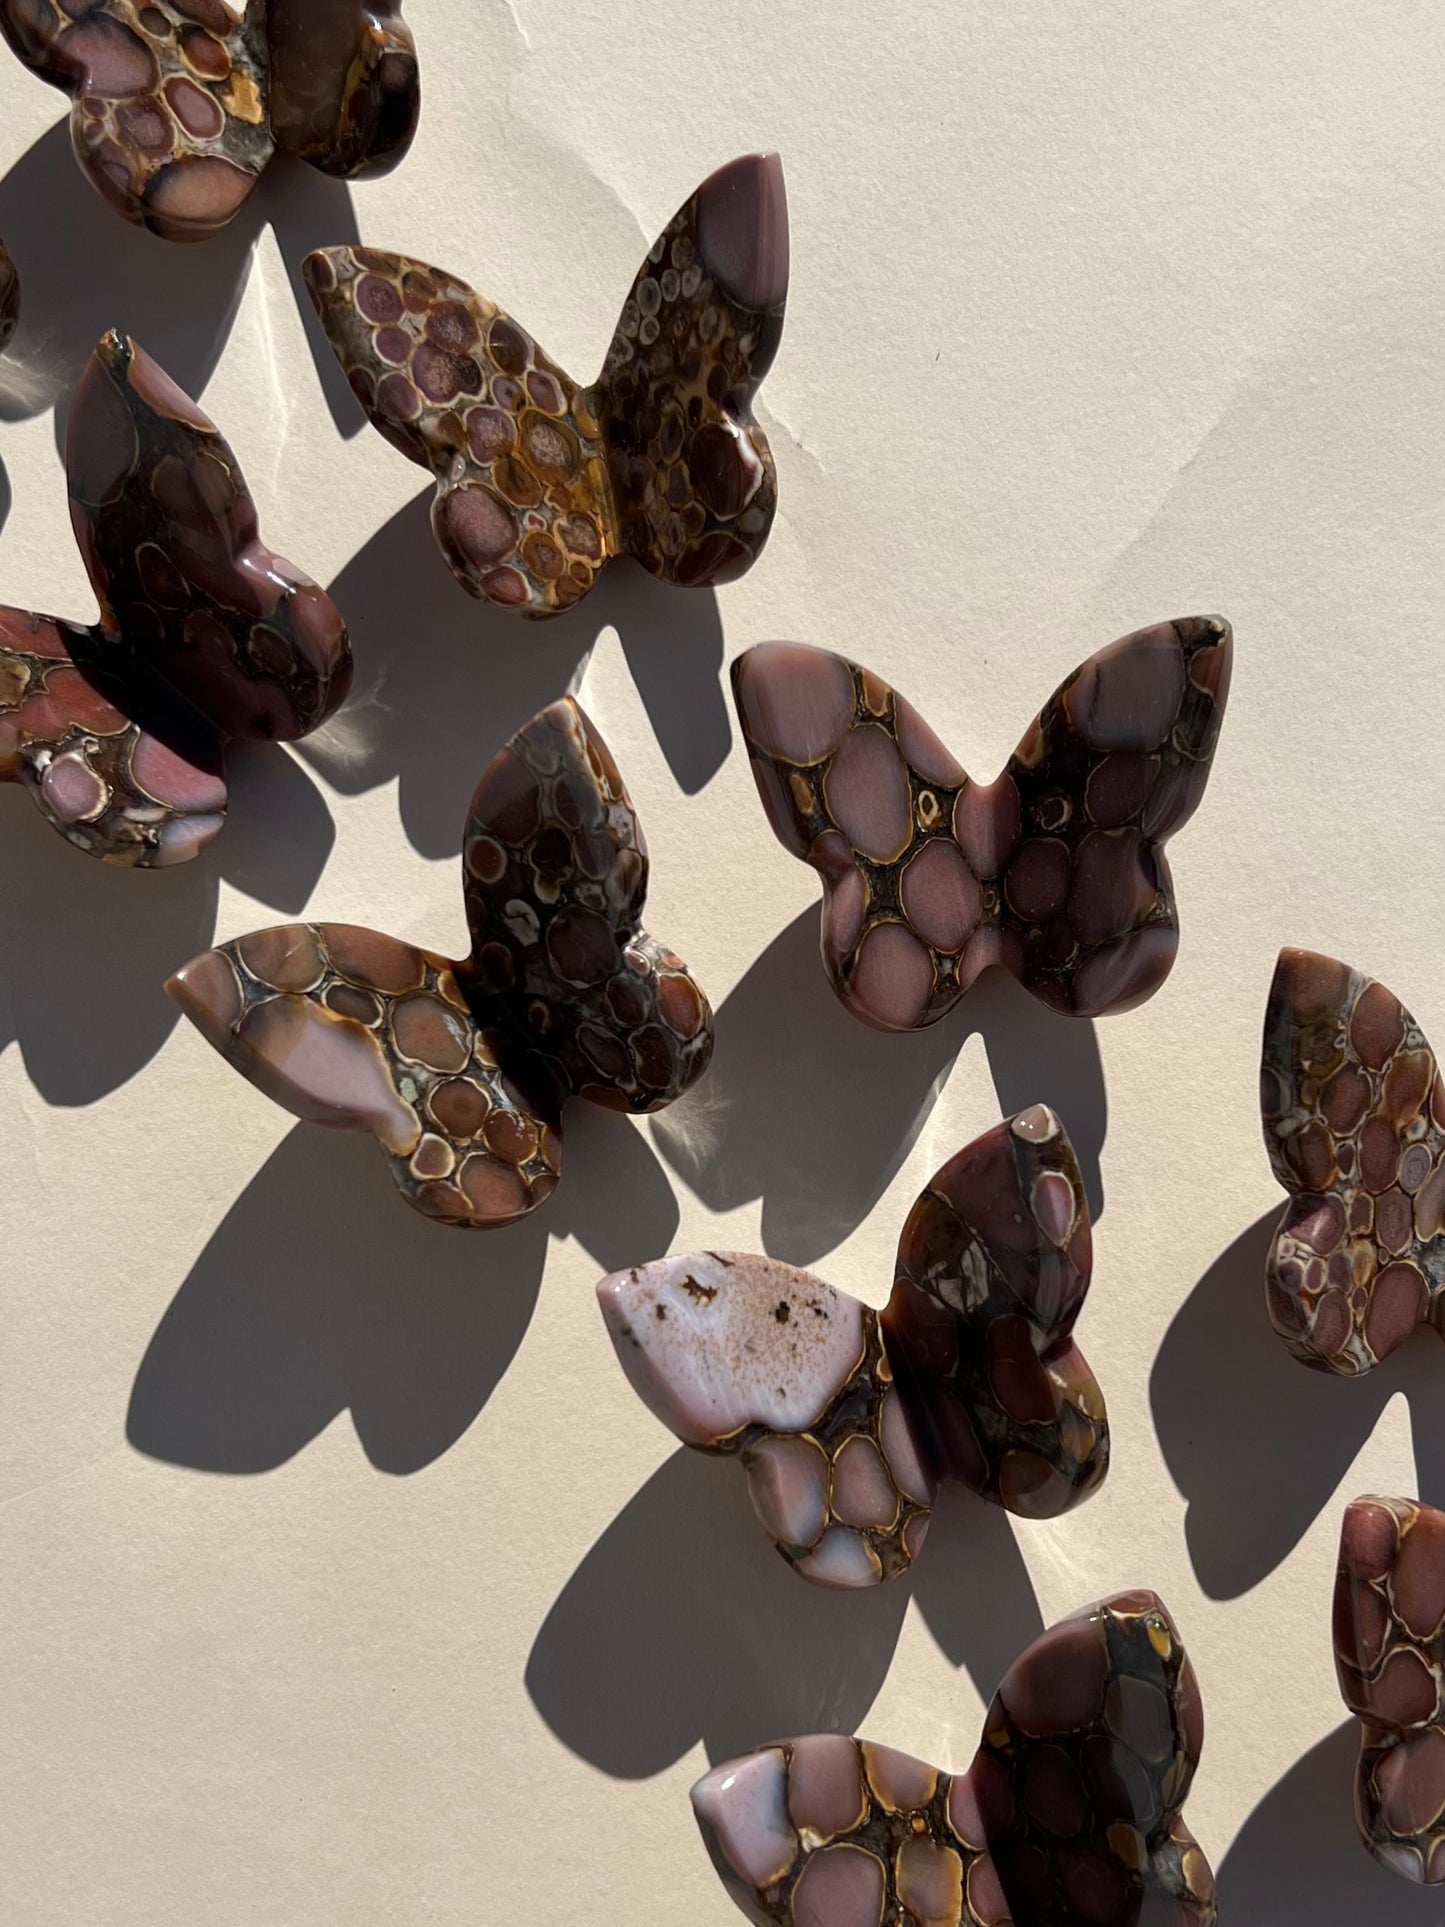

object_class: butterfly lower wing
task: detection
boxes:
[167,923,561,1227]
[1261,949,1445,1372]
[1,607,226,865]
[0,2,271,240]
[303,247,616,616]
[883,1106,1108,1518]
[596,152,789,588]
[597,1251,935,1588]
[460,696,713,1111]
[265,0,419,179]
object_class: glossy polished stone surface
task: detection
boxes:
[0,235,17,352]
[693,1590,1217,1924]
[1336,1496,1445,1884]
[0,1,419,241]
[303,151,788,617]
[597,1105,1106,1588]
[0,331,350,866]
[1261,948,1445,1372]
[167,697,713,1229]
[733,618,1232,1026]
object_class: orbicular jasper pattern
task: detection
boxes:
[0,331,350,867]
[1261,949,1445,1372]
[1336,1496,1445,1884]
[693,1590,1217,1925]
[303,151,789,618]
[0,1,419,242]
[597,1105,1106,1589]
[167,698,713,1229]
[0,236,17,352]
[734,618,1232,1027]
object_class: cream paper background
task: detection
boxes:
[2,3,1444,1921]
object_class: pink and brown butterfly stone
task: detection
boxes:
[733,617,1232,1027]
[1336,1496,1445,1884]
[597,1104,1106,1588]
[303,152,789,616]
[167,698,713,1229]
[1261,949,1445,1372]
[0,330,350,866]
[0,1,420,241]
[0,236,17,352]
[693,1589,1217,1924]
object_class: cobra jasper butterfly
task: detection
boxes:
[733,617,1232,1027]
[0,235,17,352]
[167,698,714,1228]
[303,152,789,617]
[693,1590,1217,1925]
[0,330,350,867]
[1261,950,1445,1372]
[0,1,420,241]
[597,1105,1106,1588]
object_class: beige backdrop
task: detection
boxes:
[3,3,1445,1921]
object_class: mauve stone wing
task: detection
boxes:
[691,1591,1216,1925]
[1261,949,1445,1373]
[265,0,419,180]
[1336,1496,1445,1885]
[166,923,563,1229]
[0,234,18,351]
[0,606,227,867]
[459,696,714,1117]
[732,618,1230,1031]
[882,1104,1108,1520]
[597,1252,937,1589]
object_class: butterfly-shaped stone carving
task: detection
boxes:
[1336,1495,1445,1886]
[168,698,714,1228]
[733,616,1233,1027]
[1,330,350,867]
[693,1589,1217,1925]
[598,1105,1106,1588]
[0,236,17,351]
[1261,949,1445,1373]
[303,151,789,618]
[0,1,419,242]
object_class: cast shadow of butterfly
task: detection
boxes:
[1150,1211,1445,1600]
[0,120,365,439]
[1215,1723,1445,1924]
[648,907,1107,1267]
[524,1447,1042,1777]
[126,1096,679,1478]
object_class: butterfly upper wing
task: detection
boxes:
[167,922,561,1228]
[0,605,226,865]
[595,151,789,589]
[1335,1496,1445,1884]
[459,696,713,1112]
[0,235,17,351]
[303,246,617,617]
[882,1105,1108,1520]
[65,331,352,757]
[1261,949,1445,1373]
[0,1,272,240]
[264,0,419,179]
[597,1251,935,1588]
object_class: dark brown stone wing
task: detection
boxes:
[265,0,419,180]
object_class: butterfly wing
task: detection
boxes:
[303,246,616,616]
[1,606,226,865]
[65,331,352,759]
[0,235,17,351]
[166,922,561,1227]
[265,0,419,179]
[460,696,713,1112]
[882,1105,1108,1519]
[1261,949,1445,1373]
[0,2,271,240]
[597,1251,935,1588]
[595,151,789,589]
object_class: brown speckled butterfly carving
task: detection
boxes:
[693,1590,1217,1924]
[734,617,1233,1026]
[303,152,789,617]
[0,1,420,242]
[168,698,714,1229]
[1,330,350,867]
[1261,949,1445,1372]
